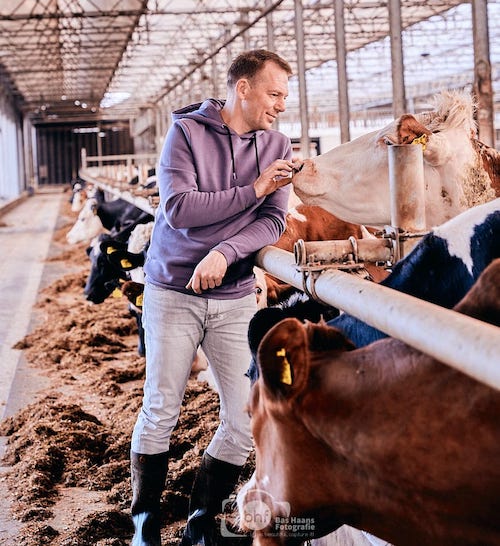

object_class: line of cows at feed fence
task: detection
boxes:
[66,89,500,546]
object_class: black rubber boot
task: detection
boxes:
[181,452,243,546]
[131,451,169,546]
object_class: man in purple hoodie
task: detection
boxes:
[130,49,299,546]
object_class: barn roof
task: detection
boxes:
[0,0,498,124]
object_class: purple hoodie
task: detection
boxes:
[144,98,291,299]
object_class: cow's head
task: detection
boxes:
[66,197,105,244]
[291,90,495,228]
[84,238,131,304]
[238,318,355,544]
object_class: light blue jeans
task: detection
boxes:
[131,283,256,466]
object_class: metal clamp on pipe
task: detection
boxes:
[382,226,430,264]
[293,237,394,301]
[294,237,393,267]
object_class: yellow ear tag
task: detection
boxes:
[106,246,117,254]
[276,348,292,385]
[412,133,428,151]
[112,288,122,298]
[135,293,143,307]
[120,258,133,268]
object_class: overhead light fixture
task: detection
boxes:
[73,127,99,133]
[100,92,131,108]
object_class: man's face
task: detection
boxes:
[240,61,289,132]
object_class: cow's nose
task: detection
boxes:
[85,292,102,304]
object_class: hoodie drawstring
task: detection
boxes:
[225,126,237,180]
[224,126,261,181]
[252,133,261,177]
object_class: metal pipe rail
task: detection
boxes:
[78,148,159,216]
[81,149,158,180]
[256,245,500,391]
[294,237,394,266]
[78,168,157,216]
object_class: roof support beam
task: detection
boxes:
[294,0,311,158]
[472,0,495,147]
[388,0,406,116]
[334,0,350,143]
[152,0,285,104]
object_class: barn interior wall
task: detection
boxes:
[132,126,157,154]
[0,87,24,199]
[35,120,135,186]
[131,108,157,154]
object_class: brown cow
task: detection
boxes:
[238,259,500,546]
[475,139,500,197]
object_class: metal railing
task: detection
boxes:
[256,245,500,390]
[79,149,159,215]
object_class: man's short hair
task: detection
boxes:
[227,49,292,87]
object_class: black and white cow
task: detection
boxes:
[128,167,157,188]
[328,197,500,347]
[84,215,153,304]
[247,198,500,381]
[66,193,150,244]
[84,215,153,356]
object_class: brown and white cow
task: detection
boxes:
[292,90,499,228]
[238,259,500,546]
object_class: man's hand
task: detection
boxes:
[186,250,228,294]
[254,159,303,199]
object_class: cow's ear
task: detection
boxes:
[396,114,431,145]
[100,239,127,253]
[107,249,145,271]
[257,317,309,400]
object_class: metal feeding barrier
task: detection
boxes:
[256,244,500,390]
[79,148,159,216]
[294,236,394,300]
[256,143,500,389]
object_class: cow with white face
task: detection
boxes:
[66,196,105,244]
[292,90,499,227]
[66,195,149,245]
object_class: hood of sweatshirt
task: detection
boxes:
[172,98,263,180]
[172,98,264,136]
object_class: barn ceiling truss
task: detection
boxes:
[0,0,498,124]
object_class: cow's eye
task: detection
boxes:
[256,287,262,295]
[384,138,393,146]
